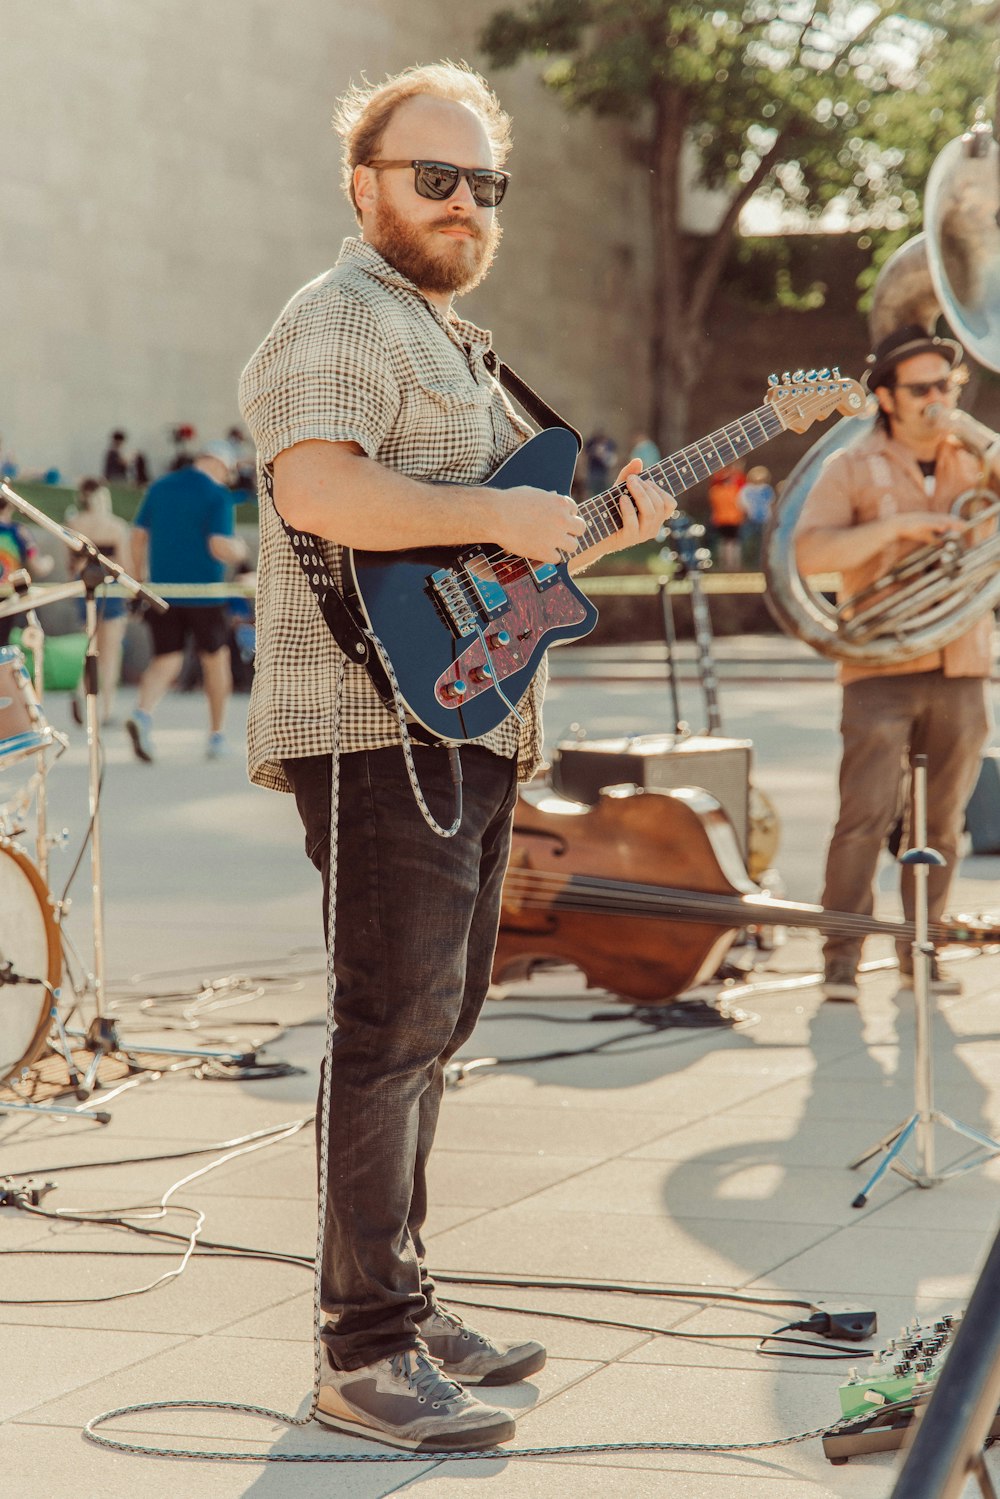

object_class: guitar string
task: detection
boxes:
[500,868,987,944]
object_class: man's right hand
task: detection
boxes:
[487,486,588,564]
[892,511,965,546]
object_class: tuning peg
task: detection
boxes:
[781,371,791,383]
[818,367,831,379]
[833,366,842,378]
[806,369,817,381]
[767,372,779,387]
[792,368,805,382]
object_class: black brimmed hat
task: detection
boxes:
[865,323,963,390]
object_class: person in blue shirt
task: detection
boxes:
[126,441,249,761]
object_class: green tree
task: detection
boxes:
[480,0,999,447]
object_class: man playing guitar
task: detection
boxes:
[239,61,672,1453]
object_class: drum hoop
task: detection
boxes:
[0,729,55,760]
[0,838,62,1086]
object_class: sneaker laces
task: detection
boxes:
[432,1305,491,1347]
[431,1305,467,1334]
[392,1349,466,1406]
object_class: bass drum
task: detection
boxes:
[0,839,61,1085]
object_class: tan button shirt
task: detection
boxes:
[796,425,996,685]
[238,238,543,792]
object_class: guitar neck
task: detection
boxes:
[576,403,784,555]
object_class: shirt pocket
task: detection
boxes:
[399,376,496,481]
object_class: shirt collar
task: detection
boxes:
[338,236,493,353]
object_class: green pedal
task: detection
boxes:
[837,1313,961,1421]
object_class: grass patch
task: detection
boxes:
[5,479,259,526]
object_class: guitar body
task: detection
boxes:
[347,428,596,741]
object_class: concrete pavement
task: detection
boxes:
[2,647,999,1497]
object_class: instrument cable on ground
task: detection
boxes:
[2,672,874,1461]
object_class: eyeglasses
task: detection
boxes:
[894,376,960,398]
[364,159,510,207]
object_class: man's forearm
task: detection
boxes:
[273,442,501,551]
[796,515,917,575]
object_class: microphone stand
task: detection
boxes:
[848,755,1000,1205]
[0,482,169,1098]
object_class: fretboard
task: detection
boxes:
[576,403,784,554]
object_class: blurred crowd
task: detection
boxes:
[578,427,777,572]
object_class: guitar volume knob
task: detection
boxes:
[442,678,468,701]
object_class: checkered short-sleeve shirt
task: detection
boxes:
[238,238,544,792]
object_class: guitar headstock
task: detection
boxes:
[765,368,867,433]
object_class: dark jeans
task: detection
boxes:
[282,744,518,1371]
[822,672,991,969]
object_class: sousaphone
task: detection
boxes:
[763,118,1000,664]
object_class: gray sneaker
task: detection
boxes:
[418,1304,546,1385]
[315,1344,515,1451]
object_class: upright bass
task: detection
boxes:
[494,783,997,1004]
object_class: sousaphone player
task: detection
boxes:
[795,323,1000,1002]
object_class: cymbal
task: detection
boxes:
[0,580,85,619]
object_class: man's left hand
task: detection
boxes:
[612,458,676,549]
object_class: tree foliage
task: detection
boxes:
[480,0,1000,442]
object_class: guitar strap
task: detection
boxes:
[270,353,580,745]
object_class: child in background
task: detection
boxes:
[740,465,777,569]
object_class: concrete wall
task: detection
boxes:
[0,0,654,482]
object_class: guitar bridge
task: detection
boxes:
[431,553,508,639]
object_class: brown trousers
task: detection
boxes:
[821,672,991,969]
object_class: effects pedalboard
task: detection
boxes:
[823,1310,1000,1463]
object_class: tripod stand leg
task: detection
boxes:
[851,1112,920,1208]
[848,1116,914,1172]
[48,1004,84,1093]
[0,1097,110,1123]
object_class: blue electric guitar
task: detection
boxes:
[345,371,865,741]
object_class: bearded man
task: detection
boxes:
[239,62,673,1452]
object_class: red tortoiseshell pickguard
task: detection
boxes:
[434,569,590,705]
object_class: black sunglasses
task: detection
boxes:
[364,159,509,207]
[894,376,959,398]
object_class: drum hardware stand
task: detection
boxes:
[68,553,259,1093]
[849,755,1000,1207]
[662,513,722,735]
[0,484,261,1102]
[656,581,687,738]
[0,969,111,1123]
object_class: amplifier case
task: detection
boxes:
[552,734,753,856]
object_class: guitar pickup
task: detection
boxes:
[528,561,559,590]
[463,552,508,616]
